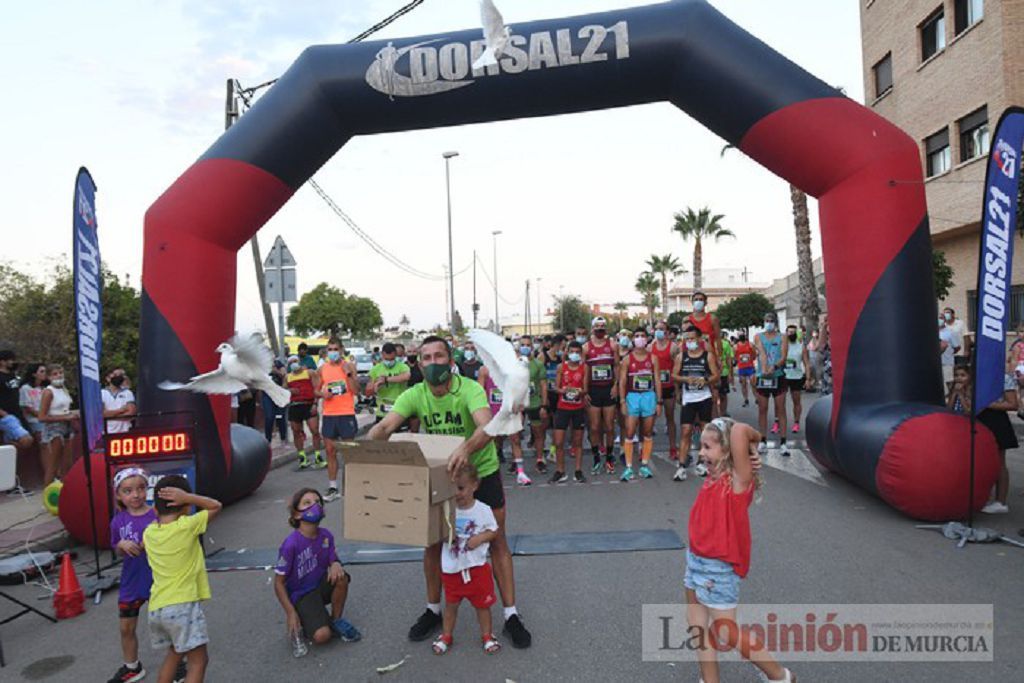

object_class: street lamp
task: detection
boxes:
[492,229,502,333]
[443,151,459,336]
[536,277,542,333]
[559,284,565,331]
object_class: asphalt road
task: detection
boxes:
[2,394,1023,682]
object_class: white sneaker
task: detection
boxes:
[694,463,708,478]
[757,441,768,454]
[673,466,687,482]
[614,436,621,445]
[779,442,790,457]
[981,501,1009,514]
[516,471,533,486]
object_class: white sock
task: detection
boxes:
[329,480,338,489]
[427,602,441,615]
[503,606,518,619]
[125,660,140,669]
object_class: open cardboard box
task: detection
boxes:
[343,433,460,547]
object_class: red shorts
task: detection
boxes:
[441,564,496,609]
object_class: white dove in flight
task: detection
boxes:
[472,0,511,70]
[159,333,292,408]
[469,328,529,436]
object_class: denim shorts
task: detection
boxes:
[626,391,657,418]
[684,550,740,610]
[0,415,29,444]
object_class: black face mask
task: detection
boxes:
[593,329,607,338]
[788,333,798,342]
[111,376,126,387]
[407,356,418,364]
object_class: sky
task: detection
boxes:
[1,0,865,333]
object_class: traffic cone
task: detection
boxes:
[53,553,85,619]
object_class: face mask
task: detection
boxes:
[619,337,631,348]
[423,363,451,386]
[633,337,648,349]
[654,330,665,340]
[300,502,324,524]
[111,376,125,387]
[568,352,581,363]
[788,333,798,342]
[534,343,542,352]
[765,322,776,332]
[576,336,587,345]
[51,378,64,388]
[383,359,396,368]
[463,350,476,362]
[693,300,706,312]
[519,345,532,356]
[327,351,341,362]
[686,340,699,351]
[593,329,607,338]
[943,313,953,322]
[289,363,300,372]
[408,356,418,364]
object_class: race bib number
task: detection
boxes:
[489,388,503,404]
[564,388,581,403]
[591,364,612,382]
[740,353,751,364]
[327,380,347,396]
[756,376,778,390]
[632,374,653,392]
[659,370,671,383]
[381,402,393,413]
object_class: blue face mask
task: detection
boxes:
[576,336,587,345]
[655,330,666,340]
[327,351,341,362]
[568,352,581,363]
[619,337,631,348]
[300,502,324,524]
[464,350,476,362]
[764,322,776,332]
[383,359,396,368]
[520,345,532,356]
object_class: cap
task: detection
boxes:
[591,316,607,328]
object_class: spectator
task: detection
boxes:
[297,342,318,372]
[2,351,34,494]
[262,361,288,443]
[941,307,969,360]
[406,348,423,387]
[38,364,78,485]
[236,389,256,428]
[102,368,137,434]
[939,316,955,388]
[19,362,48,444]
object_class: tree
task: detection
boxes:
[671,207,734,289]
[646,254,685,318]
[0,260,141,395]
[667,311,687,328]
[635,272,660,325]
[933,250,954,301]
[287,283,383,339]
[790,185,821,332]
[551,294,593,333]
[714,292,775,333]
[613,302,629,328]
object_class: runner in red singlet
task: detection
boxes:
[651,320,680,461]
[686,291,722,416]
[584,316,618,475]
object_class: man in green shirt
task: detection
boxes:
[366,342,411,423]
[297,342,318,371]
[517,334,549,474]
[718,335,735,417]
[368,336,532,650]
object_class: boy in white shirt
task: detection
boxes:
[432,464,501,656]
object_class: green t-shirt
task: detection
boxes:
[392,376,498,478]
[527,358,546,409]
[299,356,318,371]
[369,361,410,417]
[720,339,734,377]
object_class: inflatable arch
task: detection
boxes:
[136,0,998,518]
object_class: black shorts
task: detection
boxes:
[785,376,805,392]
[553,409,586,431]
[322,414,358,440]
[588,384,616,408]
[978,409,1019,450]
[118,598,146,619]
[288,403,313,422]
[294,572,350,637]
[661,383,676,401]
[475,471,505,510]
[548,393,559,415]
[680,399,713,426]
[755,376,785,398]
[525,407,544,425]
[719,377,730,394]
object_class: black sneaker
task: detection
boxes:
[107,663,146,683]
[574,470,586,483]
[507,461,517,475]
[503,613,532,648]
[323,487,340,503]
[535,459,548,474]
[408,608,443,641]
[172,661,187,683]
[548,471,567,484]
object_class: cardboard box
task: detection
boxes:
[343,433,460,547]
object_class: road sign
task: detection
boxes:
[264,236,297,268]
[264,268,297,303]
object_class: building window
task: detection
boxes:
[959,106,990,162]
[954,0,983,35]
[967,285,1024,333]
[873,53,893,98]
[921,9,946,61]
[925,128,951,176]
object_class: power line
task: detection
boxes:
[474,252,524,306]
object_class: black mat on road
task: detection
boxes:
[204,529,684,571]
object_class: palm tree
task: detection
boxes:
[613,301,629,328]
[646,254,686,319]
[671,207,734,290]
[635,272,660,325]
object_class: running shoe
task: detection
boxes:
[614,435,621,445]
[591,461,604,475]
[332,617,362,642]
[742,399,749,407]
[573,470,586,484]
[549,471,568,484]
[172,661,187,683]
[516,471,533,486]
[981,501,1009,514]
[547,444,557,463]
[107,663,146,683]
[604,458,616,475]
[503,614,532,649]
[535,459,548,474]
[313,454,327,470]
[694,462,708,478]
[682,453,694,468]
[757,441,768,455]
[770,420,780,435]
[323,487,341,503]
[779,442,790,457]
[792,422,800,434]
[672,466,687,482]
[297,452,310,470]
[409,608,443,641]
[620,466,635,482]
[669,448,679,462]
[638,465,653,479]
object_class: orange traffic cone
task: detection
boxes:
[53,553,85,619]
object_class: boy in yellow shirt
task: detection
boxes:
[144,475,222,683]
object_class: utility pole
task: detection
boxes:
[443,264,450,329]
[525,280,531,336]
[492,230,502,334]
[536,277,542,333]
[472,249,478,329]
[227,79,279,355]
[443,151,459,337]
[559,284,565,331]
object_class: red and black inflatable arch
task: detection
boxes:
[137,0,997,518]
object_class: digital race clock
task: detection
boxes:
[104,427,194,459]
